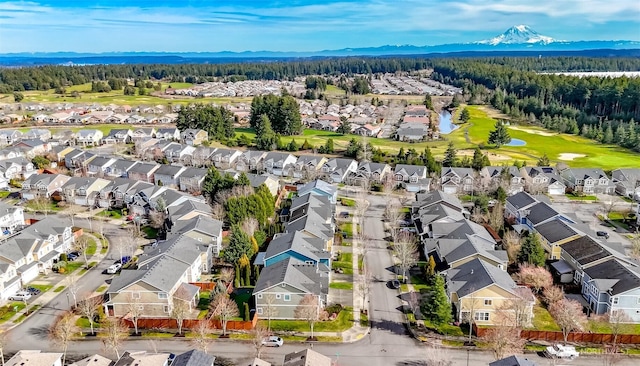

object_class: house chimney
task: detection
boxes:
[470,269,474,275]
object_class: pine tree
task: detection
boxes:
[488,121,512,147]
[460,108,470,123]
[471,147,486,171]
[254,114,278,151]
[421,275,452,325]
[518,233,546,267]
[423,95,433,110]
[324,139,335,153]
[603,123,614,144]
[536,153,550,167]
[442,142,458,167]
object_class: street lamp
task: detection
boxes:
[66,292,70,309]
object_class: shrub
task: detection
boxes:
[325,304,343,316]
[58,267,66,274]
[59,253,68,262]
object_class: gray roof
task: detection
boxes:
[167,200,212,221]
[172,350,214,366]
[394,164,426,176]
[396,127,427,137]
[179,167,207,178]
[506,191,537,209]
[431,219,495,244]
[489,355,537,366]
[109,159,138,171]
[87,156,115,167]
[283,349,332,366]
[584,259,640,295]
[127,162,159,174]
[534,219,578,243]
[296,154,325,166]
[137,235,206,268]
[297,179,336,198]
[445,258,518,298]
[169,215,223,239]
[264,151,295,164]
[154,164,185,177]
[561,236,611,265]
[285,210,332,241]
[356,161,389,174]
[441,167,474,178]
[414,190,463,212]
[108,255,190,293]
[564,168,610,180]
[436,234,507,266]
[526,202,559,225]
[264,231,330,263]
[324,158,355,170]
[254,257,328,295]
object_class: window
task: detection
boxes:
[460,311,471,322]
[163,305,170,313]
[276,294,281,299]
[257,307,263,315]
[305,260,314,265]
[158,292,168,299]
[257,294,263,299]
[637,297,640,304]
[484,299,492,306]
[131,292,140,299]
[612,297,619,305]
[284,294,291,302]
[474,312,490,321]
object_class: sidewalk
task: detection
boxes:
[0,231,109,331]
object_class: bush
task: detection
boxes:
[59,253,68,262]
[325,304,343,316]
[58,267,66,274]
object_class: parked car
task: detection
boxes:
[596,231,610,239]
[106,263,122,274]
[338,211,350,218]
[9,291,32,301]
[262,336,283,347]
[389,279,401,289]
[66,253,78,261]
[545,344,579,359]
[25,287,41,296]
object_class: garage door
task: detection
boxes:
[548,187,564,195]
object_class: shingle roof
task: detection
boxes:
[254,257,328,295]
[561,236,611,265]
[154,164,185,176]
[283,349,332,366]
[171,350,215,366]
[414,190,464,212]
[179,167,207,178]
[534,219,578,243]
[264,231,330,262]
[108,255,190,293]
[297,179,336,198]
[526,202,559,225]
[445,258,517,298]
[489,355,537,366]
[583,259,640,295]
[506,191,537,210]
[127,162,159,174]
[169,215,223,239]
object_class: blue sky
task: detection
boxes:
[0,0,638,53]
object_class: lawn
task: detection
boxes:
[54,286,66,292]
[24,200,62,213]
[0,302,26,323]
[447,105,640,169]
[264,307,354,332]
[566,193,598,201]
[528,302,560,331]
[422,319,464,337]
[0,191,10,199]
[86,238,97,256]
[340,222,353,237]
[231,288,252,317]
[96,285,108,293]
[329,282,353,290]
[141,226,158,239]
[97,209,123,219]
[332,251,353,275]
[28,284,53,292]
[62,261,84,274]
[588,319,640,334]
[339,197,356,207]
[197,291,211,310]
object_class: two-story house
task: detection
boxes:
[0,157,36,180]
[253,258,329,319]
[167,215,224,260]
[64,149,96,173]
[236,150,267,173]
[347,161,390,187]
[533,219,582,260]
[293,155,327,180]
[154,165,187,189]
[22,217,75,254]
[322,158,358,184]
[262,152,297,177]
[210,148,242,170]
[0,202,24,235]
[86,156,117,177]
[394,164,429,192]
[521,167,566,195]
[21,173,71,199]
[127,162,160,183]
[102,129,132,144]
[155,127,181,141]
[12,139,51,156]
[0,130,23,146]
[0,261,21,302]
[23,129,52,141]
[181,129,208,146]
[0,237,39,286]
[480,166,525,195]
[611,168,640,200]
[75,129,104,146]
[441,167,476,195]
[130,127,156,141]
[561,168,615,195]
[297,180,337,204]
[261,231,331,268]
[136,235,208,280]
[105,159,138,179]
[504,191,538,226]
[97,178,140,208]
[60,177,111,206]
[178,167,208,194]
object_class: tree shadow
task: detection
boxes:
[27,325,51,339]
[369,318,410,336]
[396,361,429,366]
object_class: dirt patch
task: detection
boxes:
[508,126,556,137]
[476,105,510,120]
[459,149,512,161]
[558,153,586,161]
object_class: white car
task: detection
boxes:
[262,336,283,347]
[545,344,579,359]
[9,291,32,301]
[106,263,122,274]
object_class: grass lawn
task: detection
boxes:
[29,284,53,292]
[263,307,354,332]
[141,332,176,338]
[0,302,27,323]
[566,193,598,201]
[360,311,369,327]
[86,238,97,256]
[24,200,62,213]
[198,291,211,310]
[340,222,353,237]
[97,209,123,219]
[96,285,108,293]
[339,197,356,207]
[332,252,353,275]
[54,286,66,292]
[141,226,158,239]
[63,261,84,274]
[76,316,101,328]
[588,319,640,334]
[423,319,464,337]
[329,282,353,290]
[447,105,640,169]
[358,256,364,273]
[528,302,560,331]
[0,191,10,199]
[231,288,252,315]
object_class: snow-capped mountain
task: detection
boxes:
[476,25,557,45]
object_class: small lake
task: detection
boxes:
[506,138,526,146]
[438,111,459,134]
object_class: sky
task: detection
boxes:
[0,0,639,53]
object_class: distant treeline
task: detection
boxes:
[2,56,640,93]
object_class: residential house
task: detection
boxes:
[0,148,25,162]
[444,258,534,326]
[236,150,267,172]
[137,235,209,281]
[254,258,329,319]
[0,261,21,303]
[480,166,525,195]
[155,127,180,141]
[21,173,71,199]
[181,129,208,146]
[504,191,538,226]
[0,237,39,285]
[284,208,334,248]
[347,161,390,186]
[521,201,574,233]
[12,138,51,156]
[0,202,24,235]
[127,162,160,183]
[210,148,242,169]
[18,218,72,272]
[561,168,615,194]
[104,254,201,318]
[86,156,117,177]
[441,167,476,195]
[246,173,279,197]
[97,178,140,208]
[178,167,208,194]
[187,146,214,168]
[154,165,187,189]
[75,129,104,146]
[5,350,63,366]
[394,164,429,192]
[261,231,331,268]
[104,113,129,124]
[167,215,224,259]
[533,219,582,260]
[60,177,111,206]
[69,354,114,366]
[521,166,566,195]
[354,124,381,137]
[64,149,95,172]
[262,152,297,176]
[160,142,186,163]
[0,157,36,180]
[556,235,621,284]
[130,127,156,141]
[581,258,640,322]
[113,351,171,366]
[23,128,52,141]
[283,349,332,366]
[51,130,75,146]
[22,217,74,253]
[0,130,23,145]
[293,154,327,180]
[167,200,212,228]
[322,158,357,183]
[105,159,138,179]
[396,125,428,142]
[103,129,132,144]
[489,356,537,366]
[297,179,337,204]
[611,168,640,200]
[171,350,215,366]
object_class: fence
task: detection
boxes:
[123,313,258,332]
[473,325,640,344]
[190,282,233,294]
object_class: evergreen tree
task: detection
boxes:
[345,138,362,158]
[13,92,24,102]
[460,108,471,123]
[518,233,546,267]
[324,138,335,153]
[537,153,550,167]
[421,275,452,325]
[488,121,512,147]
[301,139,312,150]
[254,114,278,151]
[422,147,440,175]
[442,142,458,167]
[471,147,486,171]
[337,116,351,135]
[423,95,433,110]
[222,226,252,265]
[603,123,614,144]
[287,139,299,152]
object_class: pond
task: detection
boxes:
[506,138,526,146]
[438,110,459,134]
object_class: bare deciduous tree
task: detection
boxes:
[607,311,633,346]
[171,297,190,335]
[294,294,327,340]
[66,273,80,309]
[543,286,565,306]
[481,317,526,360]
[488,201,505,233]
[498,286,535,328]
[470,207,487,225]
[549,298,588,343]
[251,323,270,358]
[49,311,77,366]
[31,197,52,217]
[101,318,129,359]
[263,293,279,332]
[357,266,372,313]
[127,293,143,335]
[240,217,259,238]
[217,267,235,285]
[74,235,91,270]
[630,231,640,260]
[0,330,8,366]
[77,294,102,335]
[502,231,522,264]
[394,231,418,283]
[209,293,239,336]
[190,321,214,353]
[211,203,226,222]
[516,263,553,293]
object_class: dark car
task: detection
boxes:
[596,231,610,239]
[389,280,401,289]
[66,253,78,261]
[26,287,41,295]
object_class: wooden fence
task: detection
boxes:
[474,325,640,344]
[124,313,258,331]
[190,282,233,294]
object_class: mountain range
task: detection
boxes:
[1,26,638,66]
